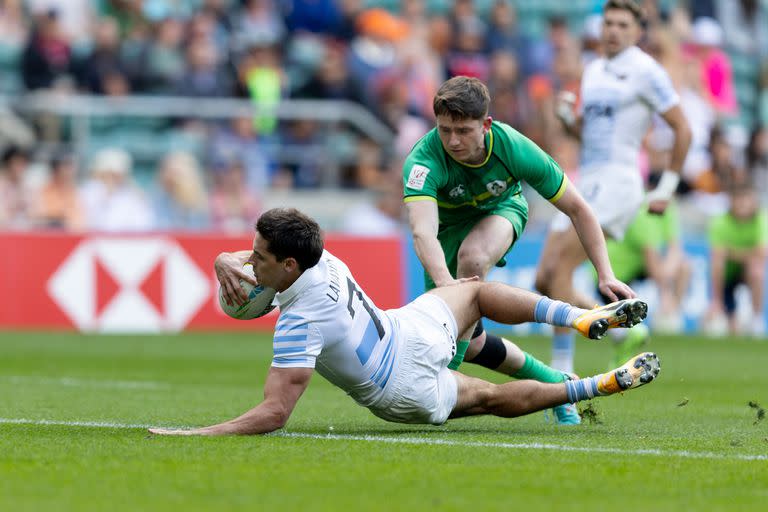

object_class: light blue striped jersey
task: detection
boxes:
[579,46,679,171]
[271,250,399,408]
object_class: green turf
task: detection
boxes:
[1,331,766,511]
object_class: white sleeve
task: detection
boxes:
[640,60,679,114]
[271,313,323,369]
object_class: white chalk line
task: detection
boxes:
[0,375,167,390]
[0,417,765,462]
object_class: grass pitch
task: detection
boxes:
[1,330,766,511]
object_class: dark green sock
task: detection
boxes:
[448,340,470,370]
[512,352,566,383]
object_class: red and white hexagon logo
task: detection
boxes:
[46,238,210,333]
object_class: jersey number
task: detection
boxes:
[346,277,385,339]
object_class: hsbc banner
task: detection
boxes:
[0,233,404,333]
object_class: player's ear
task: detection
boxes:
[483,116,493,131]
[283,257,299,273]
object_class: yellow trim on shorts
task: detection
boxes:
[548,174,568,204]
[404,195,437,203]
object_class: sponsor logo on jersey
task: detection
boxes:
[485,180,507,196]
[448,185,466,199]
[407,164,431,190]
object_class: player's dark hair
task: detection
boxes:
[256,208,324,271]
[603,0,644,24]
[433,76,490,120]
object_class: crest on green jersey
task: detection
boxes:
[449,185,466,198]
[486,180,507,196]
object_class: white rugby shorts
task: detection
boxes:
[368,294,459,425]
[550,165,644,241]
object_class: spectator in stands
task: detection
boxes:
[276,119,323,188]
[175,37,233,97]
[485,1,535,79]
[208,116,274,191]
[706,182,768,336]
[75,16,127,94]
[136,15,186,94]
[235,41,286,135]
[0,146,33,229]
[80,148,155,232]
[232,0,285,50]
[28,0,94,45]
[150,151,210,231]
[446,7,489,81]
[486,50,527,130]
[346,8,406,111]
[31,152,85,230]
[291,40,364,104]
[20,7,73,91]
[747,125,768,203]
[209,158,261,233]
[687,16,738,116]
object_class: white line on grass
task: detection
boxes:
[0,375,167,390]
[1,417,766,462]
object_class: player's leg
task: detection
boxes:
[535,225,591,374]
[745,254,766,335]
[452,214,515,370]
[449,351,661,419]
[428,281,646,344]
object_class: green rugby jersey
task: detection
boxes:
[402,121,567,226]
[604,204,679,283]
[708,209,768,249]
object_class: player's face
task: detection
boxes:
[249,233,297,292]
[436,115,492,164]
[601,9,641,57]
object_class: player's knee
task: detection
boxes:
[456,245,492,275]
[467,333,507,369]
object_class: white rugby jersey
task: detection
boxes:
[579,46,679,171]
[270,250,400,408]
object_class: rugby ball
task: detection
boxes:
[218,263,276,320]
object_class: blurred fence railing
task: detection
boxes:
[0,93,395,186]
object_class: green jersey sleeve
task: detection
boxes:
[402,130,447,201]
[494,123,566,203]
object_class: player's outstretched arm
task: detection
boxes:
[149,367,313,436]
[406,200,457,287]
[647,106,691,214]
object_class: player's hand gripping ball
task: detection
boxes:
[218,263,276,319]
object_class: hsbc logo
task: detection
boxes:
[46,238,209,333]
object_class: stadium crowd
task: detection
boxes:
[0,0,767,334]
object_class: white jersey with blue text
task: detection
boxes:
[270,250,400,409]
[579,46,679,172]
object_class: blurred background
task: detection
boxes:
[0,0,767,336]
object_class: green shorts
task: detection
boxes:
[425,199,528,290]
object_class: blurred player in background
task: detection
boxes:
[596,203,691,366]
[706,183,768,336]
[150,208,656,436]
[403,75,635,425]
[537,0,691,373]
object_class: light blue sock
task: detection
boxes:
[551,332,575,373]
[534,297,587,327]
[565,376,602,403]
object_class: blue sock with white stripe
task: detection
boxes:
[564,375,603,403]
[533,297,587,327]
